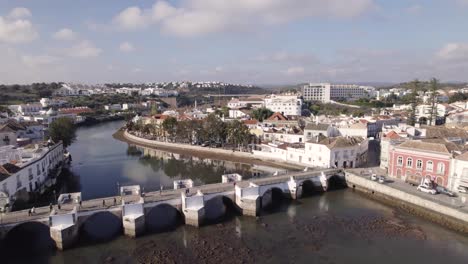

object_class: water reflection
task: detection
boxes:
[68,121,281,200]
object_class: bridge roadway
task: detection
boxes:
[0,169,339,226]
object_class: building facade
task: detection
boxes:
[0,142,64,200]
[302,83,370,102]
[388,141,451,187]
[264,94,302,116]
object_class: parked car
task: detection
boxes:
[378,176,386,184]
[417,185,437,195]
[457,186,468,193]
[201,141,210,147]
[436,186,455,197]
[370,174,377,181]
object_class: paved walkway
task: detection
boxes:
[348,167,468,213]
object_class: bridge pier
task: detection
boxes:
[235,183,260,216]
[182,191,205,227]
[122,198,145,238]
[49,208,79,250]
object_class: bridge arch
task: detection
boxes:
[203,195,238,224]
[80,211,122,242]
[1,221,55,260]
[145,203,182,233]
[327,174,346,190]
[299,179,323,197]
[260,187,285,211]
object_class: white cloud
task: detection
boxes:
[113,0,376,36]
[0,9,38,44]
[285,66,305,76]
[113,6,148,30]
[21,55,60,67]
[53,28,77,41]
[436,43,468,61]
[119,41,135,52]
[66,40,102,58]
[133,68,143,73]
[7,7,32,19]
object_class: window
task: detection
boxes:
[416,160,423,170]
[426,161,433,172]
[406,158,413,168]
[437,162,445,174]
[397,156,403,166]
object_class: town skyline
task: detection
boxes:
[1,0,468,84]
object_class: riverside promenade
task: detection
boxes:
[346,168,468,233]
[0,168,341,250]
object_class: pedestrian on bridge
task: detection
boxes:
[49,203,53,212]
[103,199,106,207]
[79,200,82,208]
[28,208,32,216]
[113,197,117,205]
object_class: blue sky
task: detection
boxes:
[1,0,468,84]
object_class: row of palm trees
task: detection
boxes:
[127,114,254,151]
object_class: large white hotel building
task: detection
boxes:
[302,83,372,103]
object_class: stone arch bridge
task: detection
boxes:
[0,168,342,250]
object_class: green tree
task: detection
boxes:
[428,78,439,126]
[203,114,226,144]
[49,117,76,148]
[162,117,178,141]
[252,107,274,121]
[407,79,420,126]
[226,120,251,151]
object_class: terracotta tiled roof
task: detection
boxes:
[304,123,329,131]
[317,136,365,149]
[267,112,288,121]
[455,152,468,161]
[396,140,453,154]
[423,126,468,139]
[243,119,258,125]
[384,130,401,140]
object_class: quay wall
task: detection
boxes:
[122,130,305,169]
[345,172,468,233]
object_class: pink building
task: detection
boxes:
[388,141,454,187]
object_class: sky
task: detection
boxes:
[0,0,468,85]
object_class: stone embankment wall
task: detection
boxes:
[346,172,468,233]
[123,131,306,169]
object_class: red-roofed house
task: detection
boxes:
[388,141,454,187]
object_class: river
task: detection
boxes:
[5,121,468,263]
[67,121,281,200]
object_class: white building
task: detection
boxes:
[18,104,43,116]
[264,94,302,116]
[40,98,66,108]
[0,142,64,201]
[253,136,368,169]
[449,152,468,192]
[227,97,265,109]
[302,83,370,103]
[104,104,123,111]
[0,124,17,147]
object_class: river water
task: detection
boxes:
[67,121,280,200]
[5,121,468,263]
